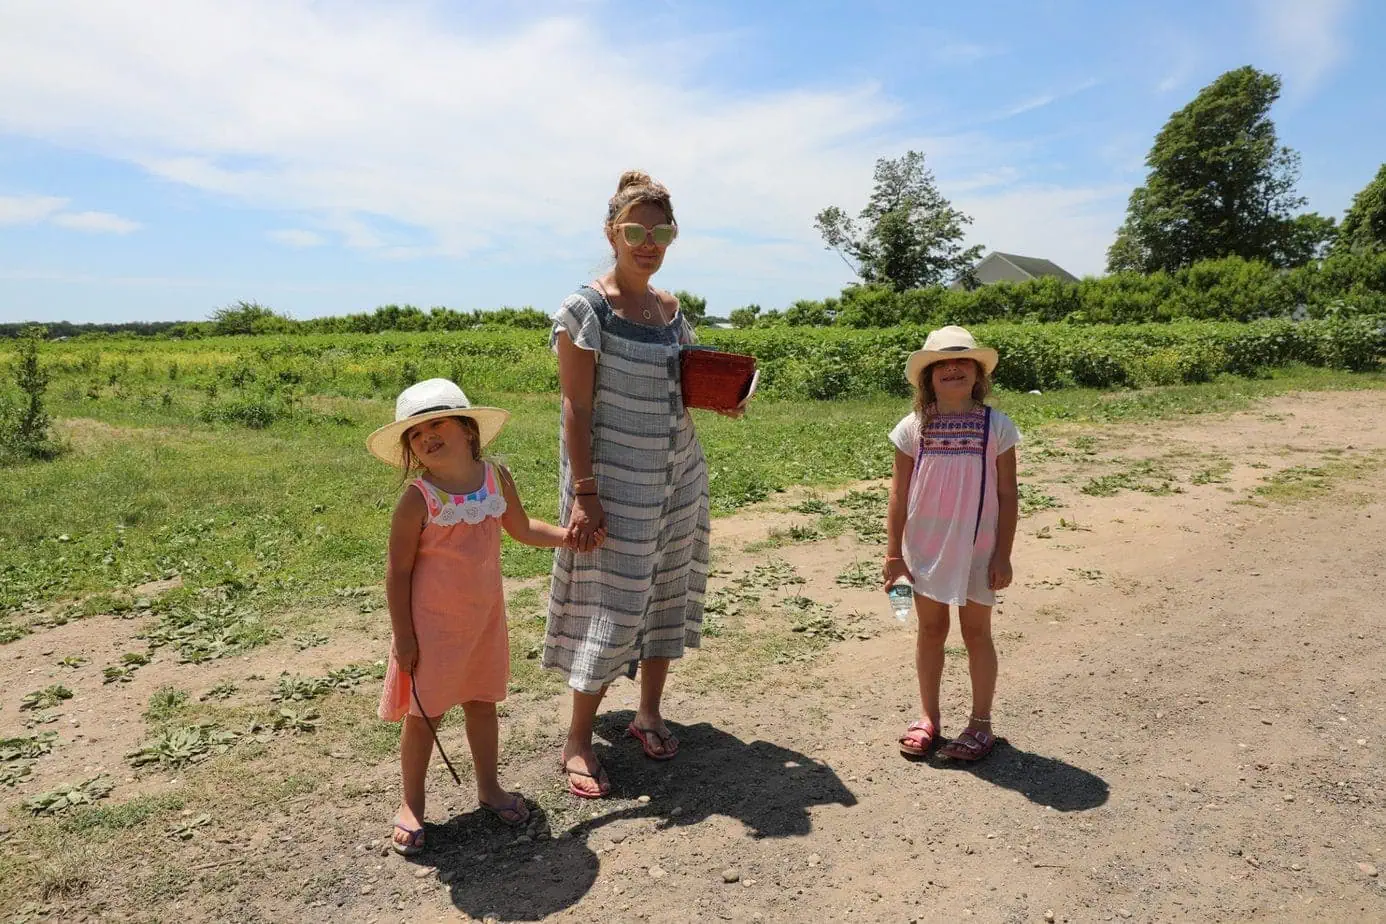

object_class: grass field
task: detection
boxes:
[2,357,1385,917]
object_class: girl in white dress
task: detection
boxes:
[883,326,1020,762]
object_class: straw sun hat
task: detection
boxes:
[904,325,999,384]
[366,378,509,466]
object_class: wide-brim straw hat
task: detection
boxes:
[904,325,999,384]
[366,378,509,466]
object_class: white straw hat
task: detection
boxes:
[904,325,999,384]
[366,378,509,466]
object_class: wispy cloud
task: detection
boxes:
[0,194,139,233]
[266,228,327,248]
[932,41,1004,65]
[993,78,1101,121]
[0,194,65,225]
[50,210,141,234]
[1252,0,1354,98]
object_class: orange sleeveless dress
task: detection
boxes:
[377,465,510,720]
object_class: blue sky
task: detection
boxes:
[1,0,1382,324]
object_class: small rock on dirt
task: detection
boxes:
[360,885,373,896]
[637,795,651,804]
[807,854,822,867]
[722,868,740,883]
[1359,863,1379,878]
[610,832,627,844]
[648,865,667,879]
[414,867,432,879]
[1044,913,1055,923]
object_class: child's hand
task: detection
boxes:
[988,555,1013,591]
[882,556,914,591]
[565,524,607,550]
[393,633,419,674]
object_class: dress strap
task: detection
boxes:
[973,406,992,544]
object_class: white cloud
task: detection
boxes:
[266,228,327,248]
[991,78,1101,122]
[0,194,66,225]
[1252,0,1353,98]
[0,194,139,233]
[49,210,141,234]
[0,1,1122,295]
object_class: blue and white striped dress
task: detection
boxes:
[543,286,711,694]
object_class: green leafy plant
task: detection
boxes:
[127,725,239,770]
[271,674,331,703]
[199,681,238,701]
[1,732,56,761]
[835,560,879,589]
[25,776,114,815]
[168,812,212,841]
[273,707,321,734]
[145,686,190,721]
[20,685,73,712]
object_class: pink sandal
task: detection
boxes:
[939,727,1000,761]
[898,719,939,756]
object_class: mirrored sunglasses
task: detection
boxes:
[617,223,677,247]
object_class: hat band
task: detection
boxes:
[408,404,465,418]
[939,345,971,352]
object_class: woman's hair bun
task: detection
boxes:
[616,170,654,194]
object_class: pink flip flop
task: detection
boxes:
[627,722,679,761]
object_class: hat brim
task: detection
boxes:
[905,347,999,385]
[366,407,510,467]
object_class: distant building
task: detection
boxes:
[951,251,1080,290]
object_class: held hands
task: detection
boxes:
[566,493,609,553]
[988,555,1013,591]
[882,556,914,592]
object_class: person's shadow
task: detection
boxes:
[929,738,1109,812]
[414,710,857,921]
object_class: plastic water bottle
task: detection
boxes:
[887,577,913,622]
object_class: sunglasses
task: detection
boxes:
[616,222,677,247]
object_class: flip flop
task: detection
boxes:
[898,719,939,757]
[480,793,530,827]
[391,822,425,856]
[559,755,611,799]
[627,722,679,761]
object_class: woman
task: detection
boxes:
[544,170,723,798]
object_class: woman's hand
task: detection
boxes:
[567,493,608,553]
[882,556,914,592]
[988,555,1013,591]
[393,632,419,675]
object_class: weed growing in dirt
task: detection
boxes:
[835,560,879,588]
[142,589,276,663]
[168,813,212,841]
[200,681,238,701]
[128,725,239,770]
[102,651,151,684]
[1019,484,1061,515]
[57,655,87,669]
[1081,461,1182,497]
[145,687,190,721]
[19,685,72,711]
[272,707,321,734]
[271,674,332,703]
[293,631,329,650]
[1,732,56,761]
[25,776,114,815]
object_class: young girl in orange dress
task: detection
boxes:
[368,378,600,856]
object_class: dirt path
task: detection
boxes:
[4,391,1386,923]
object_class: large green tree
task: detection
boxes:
[815,151,982,290]
[1107,66,1308,273]
[1336,163,1386,254]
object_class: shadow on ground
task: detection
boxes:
[932,738,1110,812]
[411,710,858,921]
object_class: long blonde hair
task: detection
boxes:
[912,359,992,432]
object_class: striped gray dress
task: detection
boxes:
[543,286,711,694]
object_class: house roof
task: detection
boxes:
[990,252,1079,284]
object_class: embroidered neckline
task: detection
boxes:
[415,465,507,526]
